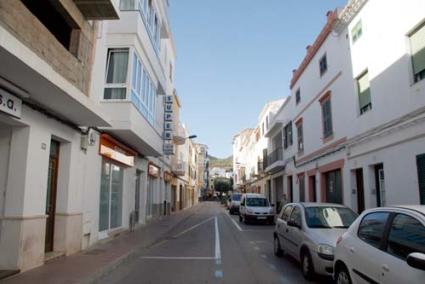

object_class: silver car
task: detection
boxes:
[227,193,242,214]
[273,203,358,280]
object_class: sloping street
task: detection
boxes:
[101,202,327,284]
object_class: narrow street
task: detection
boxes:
[102,202,329,284]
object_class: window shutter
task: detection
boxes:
[358,72,371,110]
[411,25,425,75]
[322,100,333,137]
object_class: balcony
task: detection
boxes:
[173,124,186,145]
[265,147,285,173]
[100,101,163,156]
[173,160,187,176]
[74,0,120,20]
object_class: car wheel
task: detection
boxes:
[335,264,352,284]
[301,250,315,281]
[243,215,248,224]
[239,215,242,222]
[273,236,283,257]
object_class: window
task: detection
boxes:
[387,214,425,259]
[321,98,333,138]
[410,23,425,82]
[104,49,129,100]
[130,52,157,125]
[281,205,293,221]
[358,212,390,248]
[297,122,304,152]
[319,54,328,76]
[295,88,301,105]
[120,0,135,10]
[305,207,357,229]
[357,71,372,114]
[21,0,80,56]
[289,206,302,227]
[351,20,363,43]
[138,0,161,52]
[284,121,293,149]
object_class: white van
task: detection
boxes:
[239,193,274,224]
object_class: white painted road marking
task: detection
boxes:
[172,216,215,238]
[140,256,215,260]
[226,212,243,231]
[215,216,221,264]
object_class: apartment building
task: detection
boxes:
[231,100,285,195]
[0,0,119,273]
[264,0,425,212]
[195,143,209,199]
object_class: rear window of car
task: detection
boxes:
[232,194,241,201]
[358,212,390,248]
[305,207,358,229]
[246,197,269,207]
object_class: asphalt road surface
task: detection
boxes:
[102,202,331,284]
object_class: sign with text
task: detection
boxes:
[148,163,160,178]
[99,134,136,167]
[163,143,175,155]
[0,88,22,119]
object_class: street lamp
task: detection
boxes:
[187,135,197,139]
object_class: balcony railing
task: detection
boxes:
[257,161,264,174]
[267,147,283,166]
[172,160,186,176]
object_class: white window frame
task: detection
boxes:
[103,48,131,101]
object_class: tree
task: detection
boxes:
[213,177,232,196]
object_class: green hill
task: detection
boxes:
[208,155,233,170]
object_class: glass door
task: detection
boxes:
[99,159,123,236]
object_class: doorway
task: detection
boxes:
[179,185,183,210]
[374,163,385,207]
[134,170,141,223]
[45,140,60,252]
[171,185,177,211]
[324,170,342,204]
[287,176,293,202]
[273,176,283,211]
[309,175,317,202]
[417,154,425,205]
[355,168,365,213]
[299,174,305,202]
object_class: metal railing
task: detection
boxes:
[267,147,283,166]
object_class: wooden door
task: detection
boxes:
[45,140,59,252]
[355,168,365,213]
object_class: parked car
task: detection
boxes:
[273,203,358,280]
[227,193,242,214]
[333,205,425,284]
[239,193,274,224]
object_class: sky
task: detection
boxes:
[170,0,347,158]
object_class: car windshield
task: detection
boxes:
[232,194,241,201]
[246,197,269,207]
[305,207,358,229]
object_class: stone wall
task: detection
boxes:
[0,0,96,96]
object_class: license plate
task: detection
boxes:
[257,216,266,220]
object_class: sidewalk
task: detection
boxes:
[1,204,201,284]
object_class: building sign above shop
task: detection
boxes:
[148,163,160,178]
[99,134,136,167]
[164,171,173,183]
[0,88,22,119]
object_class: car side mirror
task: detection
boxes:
[287,220,300,228]
[407,253,425,271]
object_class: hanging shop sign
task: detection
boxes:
[99,134,136,167]
[164,171,173,183]
[163,143,175,155]
[148,163,160,178]
[0,88,22,119]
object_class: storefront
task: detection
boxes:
[98,134,136,238]
[147,162,160,218]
